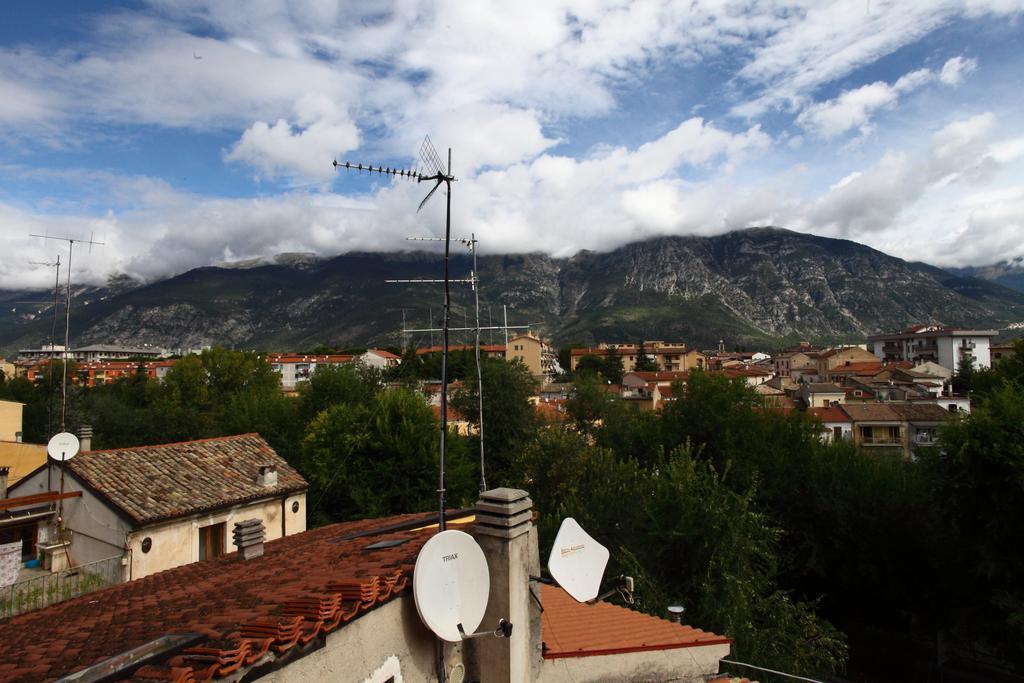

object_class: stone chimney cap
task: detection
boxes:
[478,487,529,504]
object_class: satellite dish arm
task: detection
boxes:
[457,619,513,640]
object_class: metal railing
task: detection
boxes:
[0,554,122,619]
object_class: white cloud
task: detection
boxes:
[939,55,978,85]
[797,112,999,236]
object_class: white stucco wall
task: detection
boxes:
[127,492,307,580]
[264,595,462,683]
[537,642,730,683]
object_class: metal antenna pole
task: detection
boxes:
[438,147,452,531]
[29,233,104,432]
[504,305,509,347]
[471,235,487,491]
[61,242,73,432]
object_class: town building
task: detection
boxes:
[868,325,997,372]
[506,332,559,381]
[809,406,853,443]
[267,353,354,392]
[570,341,706,374]
[359,348,401,370]
[8,433,307,581]
[17,344,166,363]
[0,489,737,682]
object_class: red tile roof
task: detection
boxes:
[62,434,307,525]
[0,512,459,682]
[540,585,730,659]
[809,406,851,423]
[625,371,690,382]
[416,345,506,355]
[266,354,353,364]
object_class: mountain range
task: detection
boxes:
[3,227,1024,356]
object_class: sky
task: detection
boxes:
[1,0,1023,289]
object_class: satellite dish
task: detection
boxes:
[413,530,490,642]
[547,517,610,603]
[47,432,80,462]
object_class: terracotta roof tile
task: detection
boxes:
[66,434,307,525]
[0,511,453,682]
[809,406,851,423]
[540,585,730,659]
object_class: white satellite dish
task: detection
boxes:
[413,530,490,642]
[47,432,80,462]
[547,517,610,603]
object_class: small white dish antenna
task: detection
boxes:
[47,432,80,462]
[547,517,610,603]
[413,530,490,642]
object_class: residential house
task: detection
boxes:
[417,344,507,360]
[570,342,705,374]
[0,400,23,442]
[797,382,846,409]
[990,343,1017,365]
[0,489,738,683]
[17,344,165,363]
[8,433,307,581]
[815,346,878,379]
[715,365,774,386]
[0,400,47,489]
[359,348,401,370]
[888,403,953,457]
[868,325,997,371]
[0,358,13,381]
[267,353,354,392]
[841,404,905,454]
[809,406,853,443]
[506,332,558,381]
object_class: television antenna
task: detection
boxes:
[335,136,457,532]
[413,529,512,642]
[531,517,633,605]
[28,232,104,434]
[394,234,492,492]
[24,257,63,438]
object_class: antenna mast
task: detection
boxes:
[334,136,456,532]
[28,233,104,432]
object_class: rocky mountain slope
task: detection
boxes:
[3,228,1023,354]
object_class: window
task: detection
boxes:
[833,427,843,441]
[198,522,225,561]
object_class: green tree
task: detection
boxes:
[515,431,848,678]
[633,341,659,372]
[573,353,604,377]
[928,382,1024,665]
[600,346,624,384]
[296,362,381,424]
[301,388,474,523]
[565,371,620,434]
[952,353,976,395]
[452,357,538,487]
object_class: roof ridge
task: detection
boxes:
[80,432,262,455]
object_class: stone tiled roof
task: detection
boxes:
[887,403,955,422]
[67,434,307,525]
[0,512,449,682]
[840,404,902,422]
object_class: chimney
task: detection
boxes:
[667,605,685,623]
[257,465,278,488]
[0,467,8,499]
[233,519,266,560]
[468,488,541,683]
[78,425,93,452]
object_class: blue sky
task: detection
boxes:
[1,1,1023,288]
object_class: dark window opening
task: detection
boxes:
[199,523,225,561]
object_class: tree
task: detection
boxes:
[565,370,620,434]
[573,354,604,377]
[514,431,848,678]
[301,388,474,523]
[600,346,624,384]
[928,382,1024,665]
[952,353,976,395]
[452,357,538,487]
[297,362,381,423]
[633,341,659,372]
